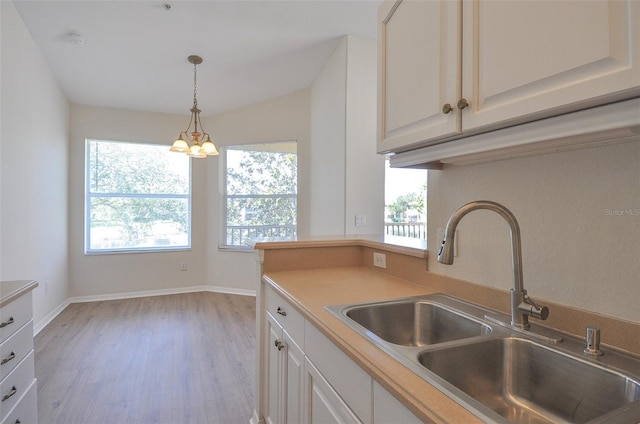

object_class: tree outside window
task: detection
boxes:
[223,142,297,248]
[85,139,191,253]
[384,159,427,239]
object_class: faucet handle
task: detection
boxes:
[518,293,549,320]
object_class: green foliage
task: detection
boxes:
[87,140,190,249]
[386,182,426,222]
[226,149,297,227]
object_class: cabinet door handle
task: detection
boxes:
[457,98,469,110]
[2,386,17,402]
[0,317,14,328]
[1,351,16,365]
[276,307,287,317]
[442,103,453,114]
[274,340,285,351]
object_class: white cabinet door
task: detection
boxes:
[284,330,304,424]
[372,381,422,424]
[377,0,640,156]
[265,311,305,424]
[461,0,640,132]
[265,313,283,424]
[305,358,362,424]
[377,0,460,153]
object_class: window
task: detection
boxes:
[85,139,191,253]
[384,159,427,239]
[223,142,297,248]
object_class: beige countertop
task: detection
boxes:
[257,237,640,422]
[263,266,483,423]
[0,280,38,308]
[253,233,428,258]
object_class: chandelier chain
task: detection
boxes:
[192,61,198,109]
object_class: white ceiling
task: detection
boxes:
[12,0,380,116]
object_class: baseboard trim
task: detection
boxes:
[35,285,256,336]
[34,299,70,336]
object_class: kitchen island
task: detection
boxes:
[252,237,640,423]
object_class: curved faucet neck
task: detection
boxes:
[438,200,530,327]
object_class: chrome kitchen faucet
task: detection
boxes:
[437,200,548,329]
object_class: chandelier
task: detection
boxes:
[170,55,219,158]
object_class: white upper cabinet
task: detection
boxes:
[378,0,460,153]
[378,0,640,155]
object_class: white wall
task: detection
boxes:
[1,1,70,327]
[344,36,384,235]
[68,106,209,298]
[67,90,310,298]
[310,38,348,235]
[204,89,311,293]
[310,35,383,235]
[428,140,640,323]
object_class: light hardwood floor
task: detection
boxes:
[35,292,256,424]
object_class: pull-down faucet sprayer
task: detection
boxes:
[437,200,548,329]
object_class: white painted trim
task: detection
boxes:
[390,98,640,168]
[250,409,265,424]
[34,299,70,336]
[35,285,256,336]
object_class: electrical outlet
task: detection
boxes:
[355,214,366,226]
[437,229,458,257]
[180,262,188,271]
[373,252,386,268]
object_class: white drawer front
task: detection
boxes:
[265,284,305,348]
[0,321,33,381]
[0,294,32,345]
[1,378,37,424]
[0,351,35,422]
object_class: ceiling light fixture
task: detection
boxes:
[170,55,219,158]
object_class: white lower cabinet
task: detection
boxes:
[1,282,37,424]
[261,283,423,424]
[265,312,305,424]
[373,381,422,424]
[304,358,361,424]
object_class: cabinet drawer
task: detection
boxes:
[0,321,33,381]
[1,378,37,424]
[0,351,34,422]
[265,284,305,348]
[0,294,32,345]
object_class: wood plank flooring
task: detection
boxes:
[34,292,256,424]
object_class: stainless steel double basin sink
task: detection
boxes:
[327,294,640,423]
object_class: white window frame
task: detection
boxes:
[85,139,192,254]
[221,141,297,250]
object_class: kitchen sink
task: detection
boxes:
[343,299,491,346]
[327,293,640,423]
[419,337,640,424]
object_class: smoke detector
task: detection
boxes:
[65,31,85,45]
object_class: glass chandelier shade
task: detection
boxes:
[170,55,219,158]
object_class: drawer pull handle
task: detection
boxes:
[276,307,287,317]
[274,340,285,351]
[2,386,17,402]
[0,317,14,328]
[1,351,16,365]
